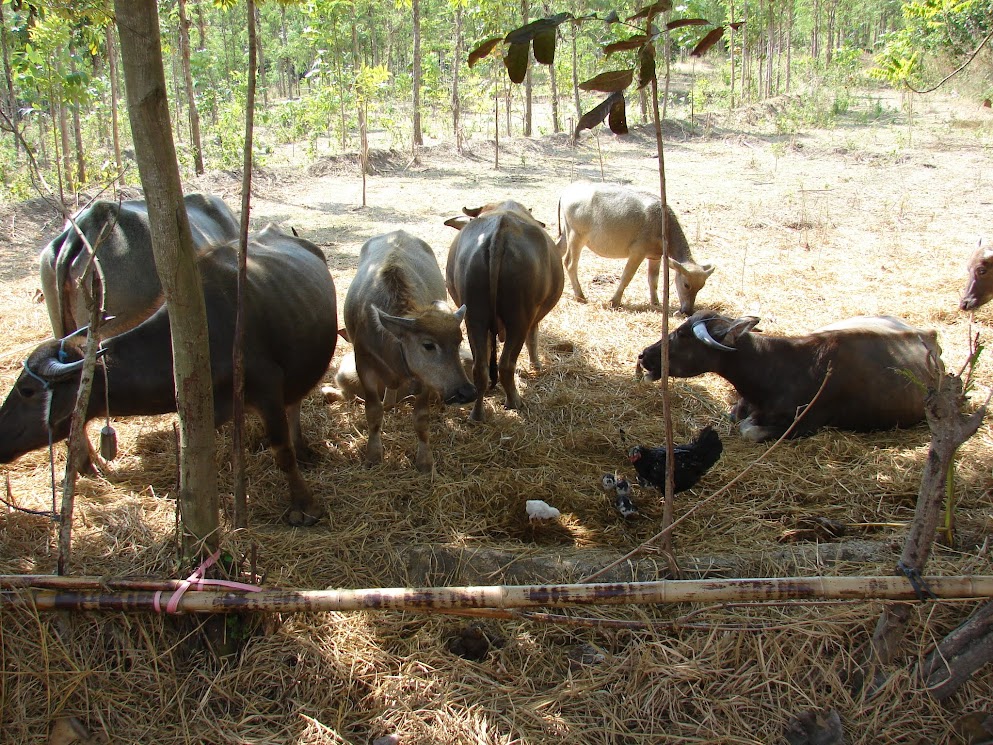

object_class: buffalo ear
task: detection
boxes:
[725,316,760,344]
[373,305,417,338]
[444,216,471,231]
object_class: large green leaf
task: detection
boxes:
[667,18,710,30]
[504,13,572,45]
[690,27,725,57]
[468,36,502,68]
[532,27,557,65]
[604,35,649,56]
[607,94,628,134]
[504,41,530,84]
[637,43,656,89]
[574,91,627,139]
[628,0,673,22]
[578,68,633,93]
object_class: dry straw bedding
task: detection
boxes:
[1,91,992,743]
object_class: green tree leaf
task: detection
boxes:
[503,40,529,84]
[578,68,633,92]
[468,36,502,68]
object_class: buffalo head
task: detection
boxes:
[0,340,91,463]
[961,238,993,312]
[637,311,759,381]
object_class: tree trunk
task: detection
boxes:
[571,22,581,121]
[729,0,736,110]
[233,0,259,530]
[57,94,74,193]
[69,56,86,186]
[177,0,205,175]
[194,0,208,51]
[106,26,125,187]
[452,5,463,152]
[493,71,499,170]
[543,2,560,133]
[114,0,219,560]
[740,0,749,100]
[521,0,532,137]
[0,2,18,155]
[870,344,987,665]
[785,2,793,94]
[411,0,423,148]
[650,37,675,561]
[255,5,268,109]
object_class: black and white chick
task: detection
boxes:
[601,473,638,518]
[628,426,723,494]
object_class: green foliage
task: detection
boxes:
[871,0,992,88]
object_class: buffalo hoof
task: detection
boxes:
[284,504,324,527]
[296,444,321,467]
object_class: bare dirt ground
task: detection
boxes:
[1,85,992,744]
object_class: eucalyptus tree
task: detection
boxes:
[114,0,219,558]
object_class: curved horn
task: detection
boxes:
[453,304,467,323]
[691,318,736,352]
[36,356,85,379]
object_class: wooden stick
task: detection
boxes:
[3,575,993,615]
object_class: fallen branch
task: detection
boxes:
[2,575,992,615]
[919,600,993,701]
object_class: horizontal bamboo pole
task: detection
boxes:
[1,576,992,615]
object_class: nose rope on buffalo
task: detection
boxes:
[18,359,59,521]
[2,326,116,522]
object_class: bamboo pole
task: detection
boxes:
[3,576,993,615]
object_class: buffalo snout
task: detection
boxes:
[637,344,663,382]
[446,382,478,405]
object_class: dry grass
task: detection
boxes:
[1,89,993,744]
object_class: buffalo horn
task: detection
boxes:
[454,304,467,322]
[691,318,736,352]
[36,356,85,379]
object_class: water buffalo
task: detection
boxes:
[324,344,473,407]
[445,200,564,421]
[3,224,336,526]
[557,181,714,312]
[39,193,240,338]
[343,230,476,471]
[637,312,935,441]
[960,238,992,311]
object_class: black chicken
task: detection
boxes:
[628,426,723,493]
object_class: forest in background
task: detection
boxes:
[0,0,989,205]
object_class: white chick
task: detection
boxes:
[526,500,561,521]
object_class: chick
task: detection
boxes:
[601,473,638,518]
[613,476,638,518]
[526,499,561,521]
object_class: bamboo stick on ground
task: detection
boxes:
[3,575,993,615]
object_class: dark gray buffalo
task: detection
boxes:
[557,181,714,312]
[960,238,993,311]
[39,193,240,338]
[445,200,564,421]
[343,230,476,471]
[3,224,336,526]
[638,312,935,441]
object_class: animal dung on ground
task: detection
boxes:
[628,426,723,493]
[526,499,561,521]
